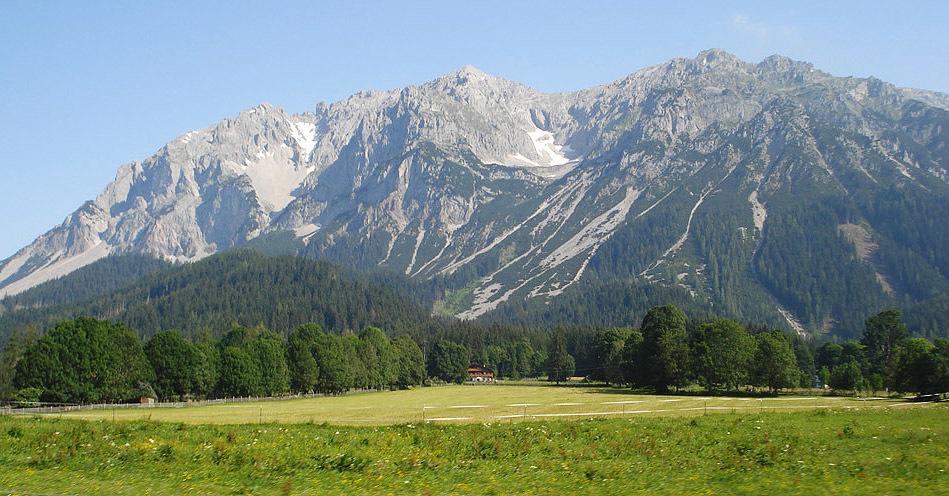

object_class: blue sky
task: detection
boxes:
[1,1,947,259]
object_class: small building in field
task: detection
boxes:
[139,396,156,405]
[467,366,495,382]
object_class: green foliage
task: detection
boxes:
[217,346,261,397]
[545,330,575,383]
[392,335,425,387]
[217,326,290,396]
[145,331,213,400]
[194,340,220,398]
[638,304,690,391]
[830,361,865,393]
[13,317,153,403]
[11,387,41,406]
[588,328,631,384]
[286,324,322,393]
[0,254,168,311]
[0,325,38,401]
[890,338,946,394]
[312,333,356,394]
[2,406,946,494]
[690,319,754,391]
[751,331,799,393]
[247,330,290,396]
[861,309,909,379]
[427,339,469,383]
[754,198,889,337]
[620,330,644,385]
[358,327,397,389]
[0,251,435,342]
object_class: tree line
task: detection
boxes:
[6,318,436,404]
[1,305,946,405]
[578,305,948,395]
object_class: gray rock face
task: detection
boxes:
[2,49,947,333]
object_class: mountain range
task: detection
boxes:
[2,49,947,338]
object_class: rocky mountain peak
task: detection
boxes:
[693,48,744,67]
[2,51,946,338]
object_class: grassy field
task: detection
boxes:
[49,384,907,425]
[0,403,945,495]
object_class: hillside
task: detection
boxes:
[0,251,438,341]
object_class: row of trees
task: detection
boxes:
[814,310,949,394]
[580,305,802,392]
[582,306,948,394]
[4,306,946,404]
[9,318,430,403]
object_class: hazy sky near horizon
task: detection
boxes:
[1,0,947,259]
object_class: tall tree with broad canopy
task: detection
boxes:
[248,330,290,396]
[638,304,689,392]
[217,346,261,397]
[359,326,397,389]
[286,323,322,393]
[751,331,799,393]
[392,335,425,387]
[313,333,356,393]
[861,309,909,387]
[830,360,865,393]
[689,319,754,391]
[14,317,153,403]
[891,338,943,394]
[145,330,211,400]
[589,328,631,385]
[427,339,469,383]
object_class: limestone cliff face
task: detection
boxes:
[2,50,946,332]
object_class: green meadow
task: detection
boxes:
[1,385,946,495]
[49,384,904,425]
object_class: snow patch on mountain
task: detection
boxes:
[527,129,571,166]
[502,126,577,178]
[289,120,317,157]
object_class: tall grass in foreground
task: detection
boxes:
[1,406,946,495]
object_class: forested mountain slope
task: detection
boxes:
[0,251,437,341]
